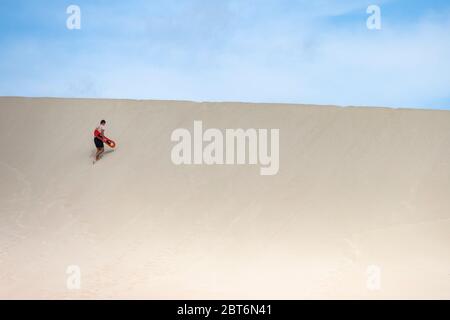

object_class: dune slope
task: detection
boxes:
[0,97,449,299]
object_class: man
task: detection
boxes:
[93,120,106,162]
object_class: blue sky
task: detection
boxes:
[0,0,449,109]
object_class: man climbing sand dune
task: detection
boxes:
[93,120,106,163]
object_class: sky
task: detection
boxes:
[0,0,449,109]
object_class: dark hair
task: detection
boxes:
[100,120,106,125]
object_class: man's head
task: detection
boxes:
[100,120,106,125]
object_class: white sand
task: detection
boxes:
[0,97,449,299]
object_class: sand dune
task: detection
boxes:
[0,96,449,299]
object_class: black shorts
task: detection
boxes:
[94,137,104,148]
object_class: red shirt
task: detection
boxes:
[94,124,105,137]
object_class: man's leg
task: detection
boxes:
[98,147,105,160]
[95,147,104,161]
